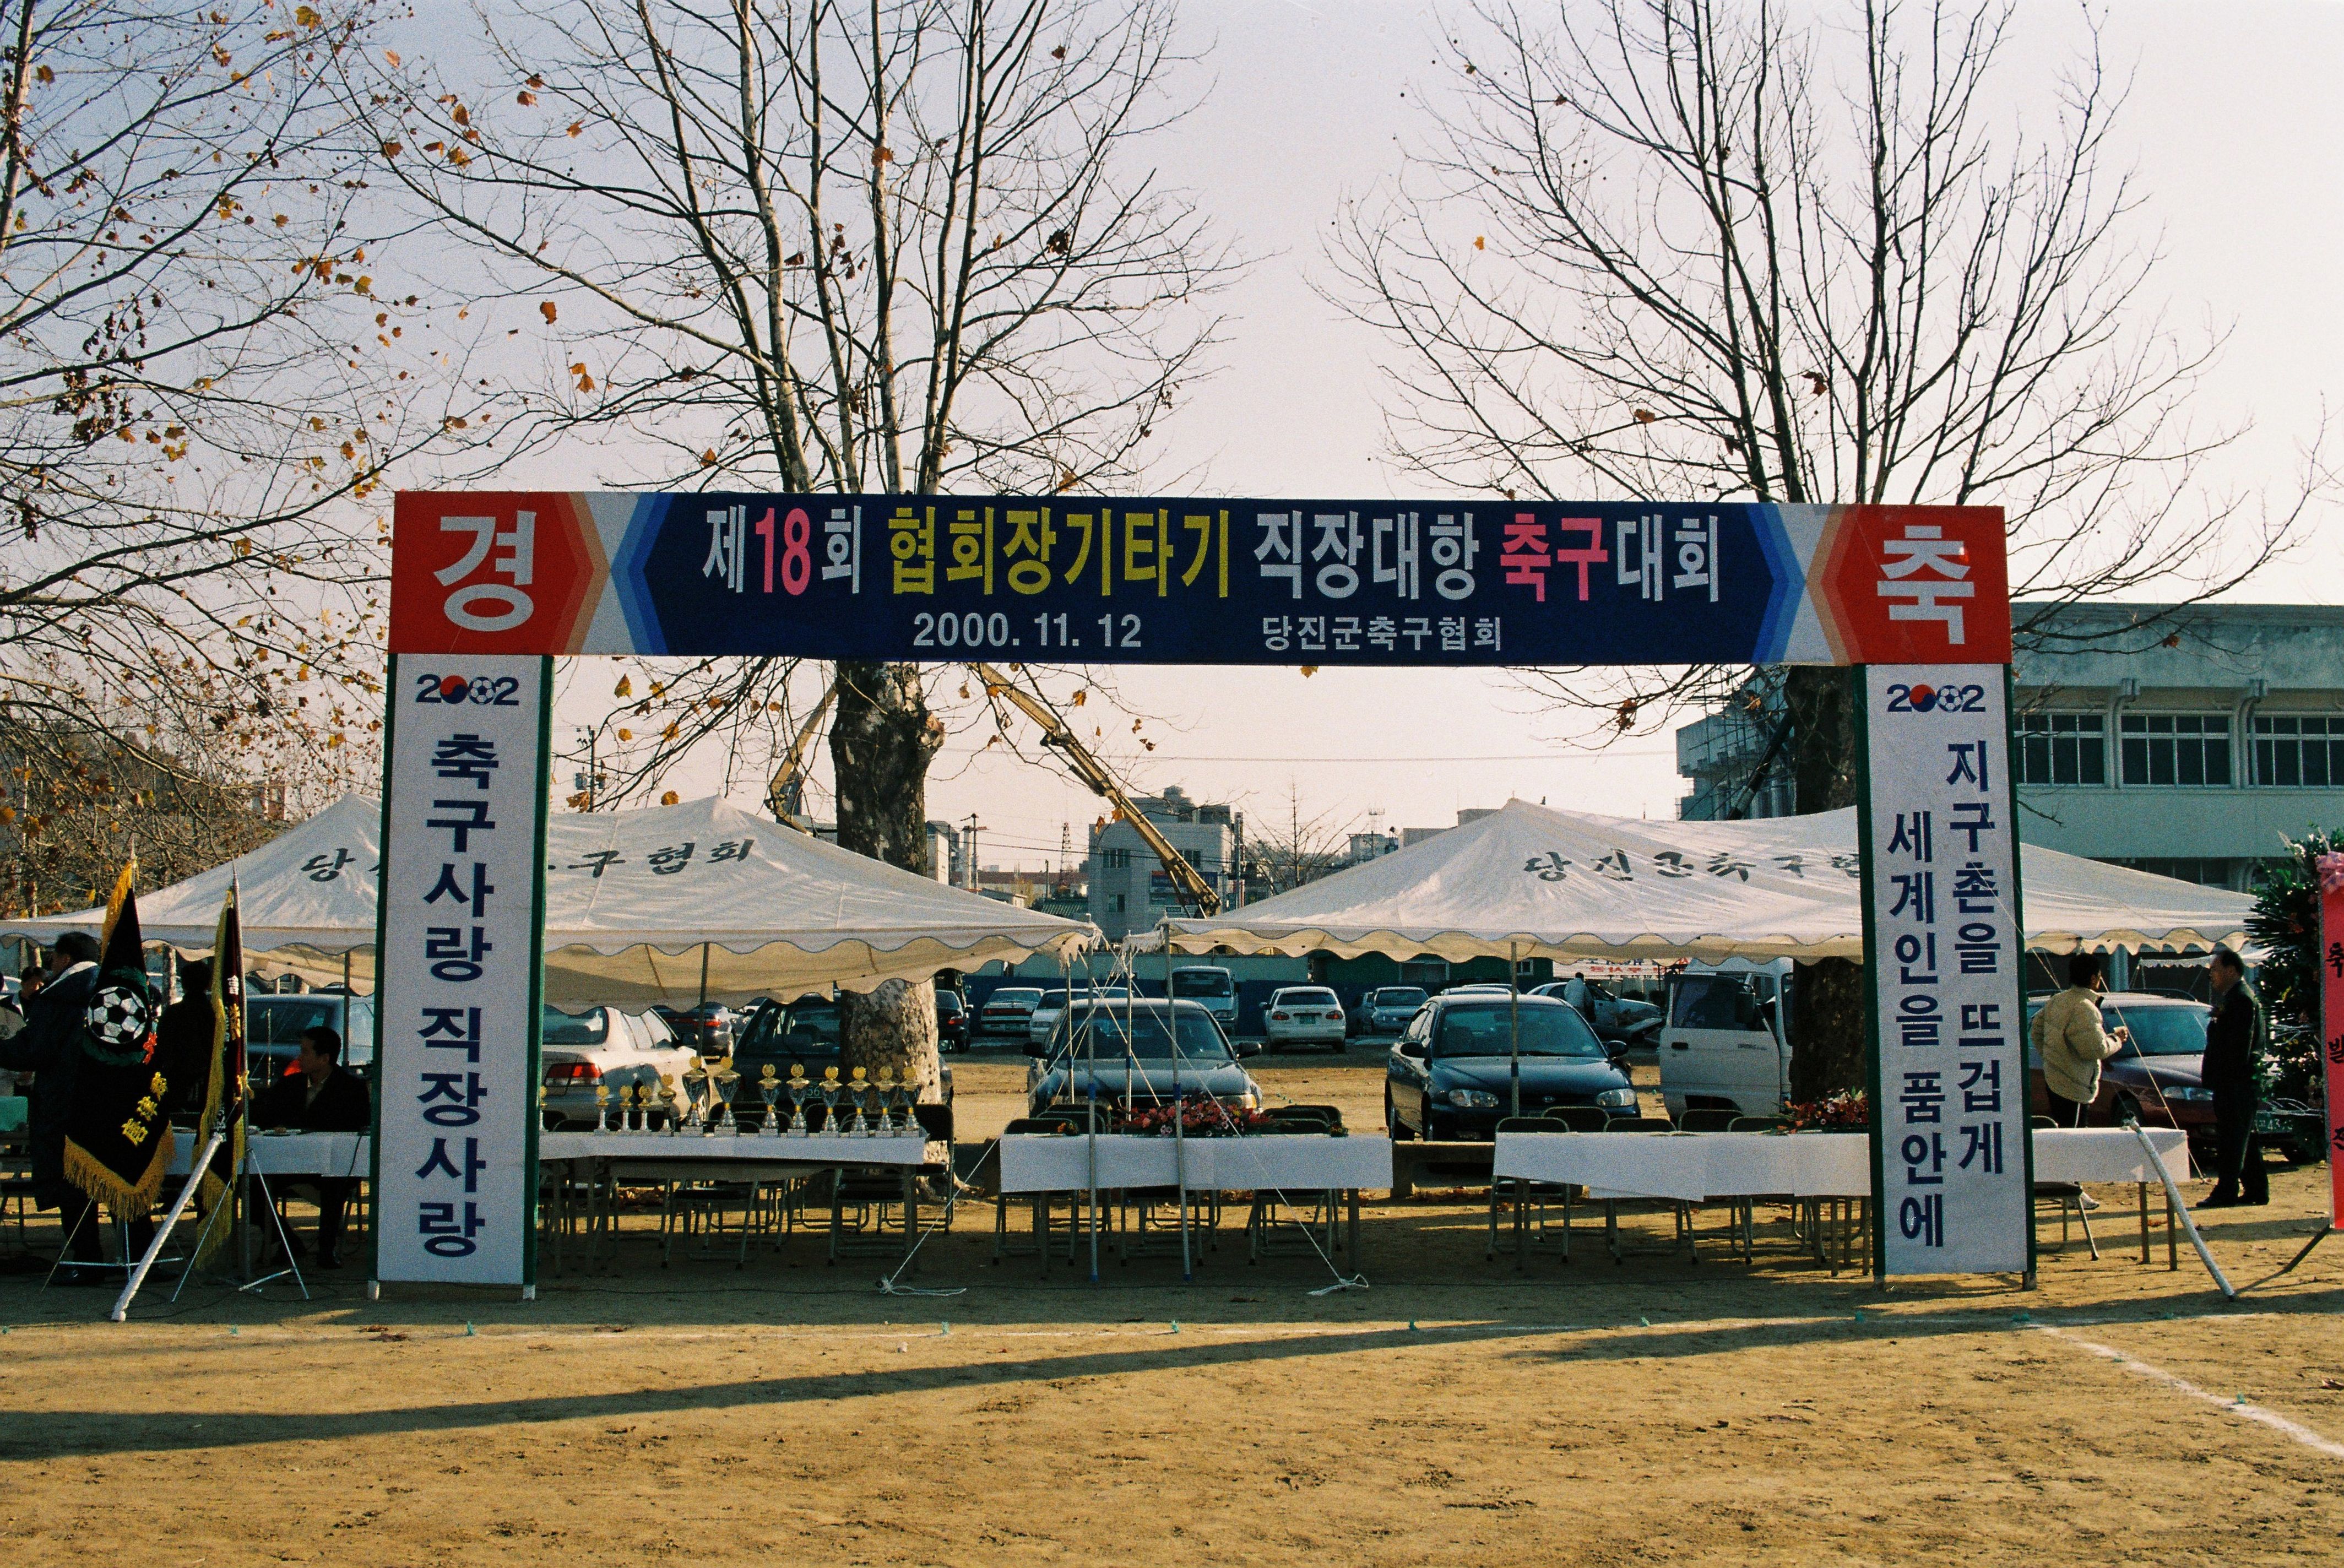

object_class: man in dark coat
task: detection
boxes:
[153,958,217,1125]
[0,934,107,1281]
[2201,946,2268,1208]
[250,1025,371,1267]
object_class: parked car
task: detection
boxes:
[979,985,1045,1039]
[1533,976,1664,1049]
[1027,999,1261,1116]
[730,994,954,1122]
[2024,991,2218,1157]
[247,992,378,1083]
[1027,985,1131,1048]
[1386,993,1638,1140]
[935,989,971,1052]
[1656,963,1792,1120]
[1168,965,1240,1030]
[540,1005,702,1127]
[1263,986,1348,1052]
[1350,986,1429,1038]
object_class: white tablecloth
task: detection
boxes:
[167,1131,370,1180]
[2031,1126,2191,1183]
[997,1133,1392,1195]
[1492,1126,2193,1202]
[1492,1131,1871,1202]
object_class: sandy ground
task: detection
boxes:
[4,1048,2341,1565]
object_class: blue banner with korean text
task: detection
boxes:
[1861,664,2030,1277]
[388,492,2015,667]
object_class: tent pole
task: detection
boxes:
[696,942,710,1010]
[1509,940,1521,1119]
[1167,920,1189,1284]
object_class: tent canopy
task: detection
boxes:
[1,795,1093,1005]
[1161,799,2253,964]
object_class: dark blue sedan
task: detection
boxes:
[1386,994,1638,1140]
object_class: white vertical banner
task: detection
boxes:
[1860,664,2031,1276]
[371,653,550,1287]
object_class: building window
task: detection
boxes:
[2254,715,2344,788]
[2016,713,2106,785]
[2119,714,2229,786]
[1109,893,1126,913]
[1101,848,1132,869]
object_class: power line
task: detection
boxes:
[982,747,1674,764]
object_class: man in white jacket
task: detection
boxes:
[2030,952,2128,1127]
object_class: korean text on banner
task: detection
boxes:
[372,654,549,1286]
[1863,666,2030,1276]
[2319,853,2344,1225]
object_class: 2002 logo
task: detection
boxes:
[1884,680,1987,714]
[412,672,522,706]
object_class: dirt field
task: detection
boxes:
[4,1048,2341,1565]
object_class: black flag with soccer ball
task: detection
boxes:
[192,884,248,1265]
[62,860,172,1214]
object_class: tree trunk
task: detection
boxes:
[831,660,947,1100]
[1782,666,1866,1101]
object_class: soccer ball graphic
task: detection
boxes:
[86,984,154,1054]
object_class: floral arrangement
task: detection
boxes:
[1782,1089,1869,1131]
[1115,1100,1276,1137]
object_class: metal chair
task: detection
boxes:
[2030,1114,2099,1258]
[1488,1115,1578,1263]
[1593,1117,1695,1263]
[1677,1108,1740,1132]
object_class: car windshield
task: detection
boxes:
[1171,970,1234,996]
[1049,1007,1231,1061]
[541,1006,610,1046]
[1035,990,1068,1008]
[1376,989,1428,1008]
[735,1000,841,1061]
[2104,1002,2209,1057]
[246,997,345,1046]
[1280,989,1338,1006]
[1431,1003,1606,1059]
[1669,975,1771,1032]
[990,989,1042,1007]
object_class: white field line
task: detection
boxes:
[2036,1324,2344,1460]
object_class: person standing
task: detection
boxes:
[0,934,106,1282]
[2030,951,2128,1127]
[2201,946,2268,1208]
[153,958,216,1124]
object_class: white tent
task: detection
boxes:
[1161,798,2252,963]
[0,795,1093,1005]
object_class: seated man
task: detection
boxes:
[251,1026,371,1268]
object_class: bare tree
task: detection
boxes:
[1332,0,2326,1094]
[0,0,486,807]
[1241,785,1348,897]
[353,0,1232,1093]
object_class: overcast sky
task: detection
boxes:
[539,0,2344,871]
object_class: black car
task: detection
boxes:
[1027,1000,1262,1117]
[1385,994,1638,1140]
[732,994,953,1123]
[936,989,971,1052]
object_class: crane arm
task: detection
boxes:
[764,680,838,827]
[969,661,1223,917]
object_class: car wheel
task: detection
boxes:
[2113,1090,2142,1126]
[1386,1089,1415,1141]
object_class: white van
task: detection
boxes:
[1657,959,1792,1120]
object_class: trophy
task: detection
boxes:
[789,1066,815,1136]
[758,1065,781,1135]
[627,1082,647,1133]
[816,1066,842,1137]
[683,1058,713,1131]
[870,1068,897,1136]
[593,1082,612,1133]
[714,1057,741,1134]
[658,1075,681,1135]
[845,1067,872,1137]
[889,1073,916,1138]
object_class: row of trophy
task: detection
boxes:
[577,1062,923,1137]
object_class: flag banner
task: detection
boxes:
[193,886,249,1266]
[1860,667,2031,1276]
[63,861,172,1215]
[388,492,2011,668]
[372,652,549,1286]
[2318,853,2344,1226]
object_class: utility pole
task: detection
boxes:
[962,812,983,892]
[572,725,602,810]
